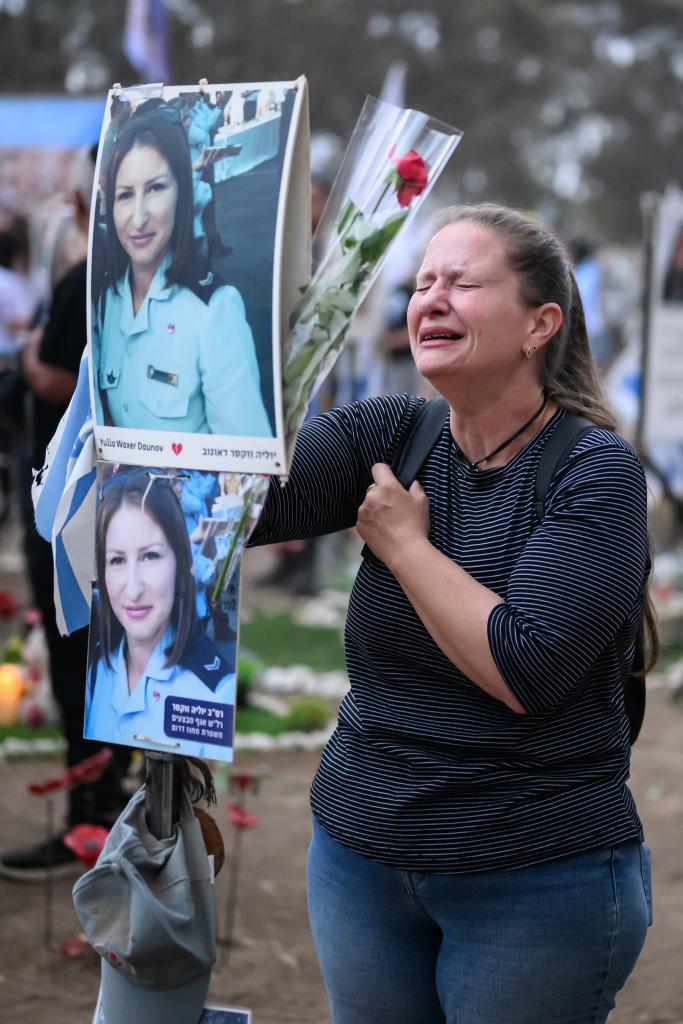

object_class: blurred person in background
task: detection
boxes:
[0,146,131,881]
[381,275,423,396]
[0,225,33,526]
[570,237,616,373]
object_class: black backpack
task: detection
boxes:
[381,397,646,744]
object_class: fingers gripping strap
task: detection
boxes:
[360,398,448,562]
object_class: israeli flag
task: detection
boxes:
[32,353,97,636]
[124,0,171,83]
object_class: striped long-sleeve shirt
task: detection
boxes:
[252,394,648,873]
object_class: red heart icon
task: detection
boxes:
[172,442,183,456]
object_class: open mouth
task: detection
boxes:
[420,330,464,344]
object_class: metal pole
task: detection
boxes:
[144,752,183,840]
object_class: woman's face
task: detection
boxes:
[112,142,178,279]
[104,502,177,651]
[407,220,538,388]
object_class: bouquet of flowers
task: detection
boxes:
[283,95,462,447]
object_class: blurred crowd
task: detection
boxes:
[0,145,132,880]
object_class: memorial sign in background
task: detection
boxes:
[642,187,683,444]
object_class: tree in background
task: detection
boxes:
[0,0,681,240]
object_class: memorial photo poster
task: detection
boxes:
[83,462,252,762]
[93,991,251,1023]
[87,78,310,475]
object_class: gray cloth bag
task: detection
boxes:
[73,784,215,1024]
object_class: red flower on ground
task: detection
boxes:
[392,149,429,208]
[66,748,112,786]
[0,590,19,618]
[228,803,260,830]
[232,771,253,792]
[63,824,109,868]
[57,937,93,958]
[28,777,65,796]
[27,749,113,796]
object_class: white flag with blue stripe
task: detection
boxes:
[32,352,97,636]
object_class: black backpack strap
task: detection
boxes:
[361,397,448,561]
[391,397,449,488]
[534,413,594,521]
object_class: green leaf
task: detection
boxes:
[342,217,375,249]
[336,198,361,238]
[316,286,358,316]
[359,211,409,263]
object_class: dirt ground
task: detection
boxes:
[0,540,682,1023]
[0,686,681,1023]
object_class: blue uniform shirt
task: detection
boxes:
[84,628,236,759]
[93,257,273,437]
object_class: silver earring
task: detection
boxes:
[526,346,536,360]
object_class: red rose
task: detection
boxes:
[392,149,429,208]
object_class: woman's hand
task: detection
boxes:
[356,463,431,570]
[193,147,220,173]
[357,463,523,712]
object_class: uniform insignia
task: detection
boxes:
[198,271,214,287]
[106,369,118,386]
[152,690,161,701]
[167,323,176,334]
[147,365,179,387]
[180,626,228,690]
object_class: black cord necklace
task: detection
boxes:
[465,392,548,470]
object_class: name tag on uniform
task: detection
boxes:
[147,365,178,387]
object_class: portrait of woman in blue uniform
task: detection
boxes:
[92,99,273,438]
[84,469,236,759]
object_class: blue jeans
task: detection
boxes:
[307,818,652,1024]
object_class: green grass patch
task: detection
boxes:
[655,641,683,673]
[1,709,300,744]
[240,611,345,672]
[0,723,63,743]
[234,704,292,735]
